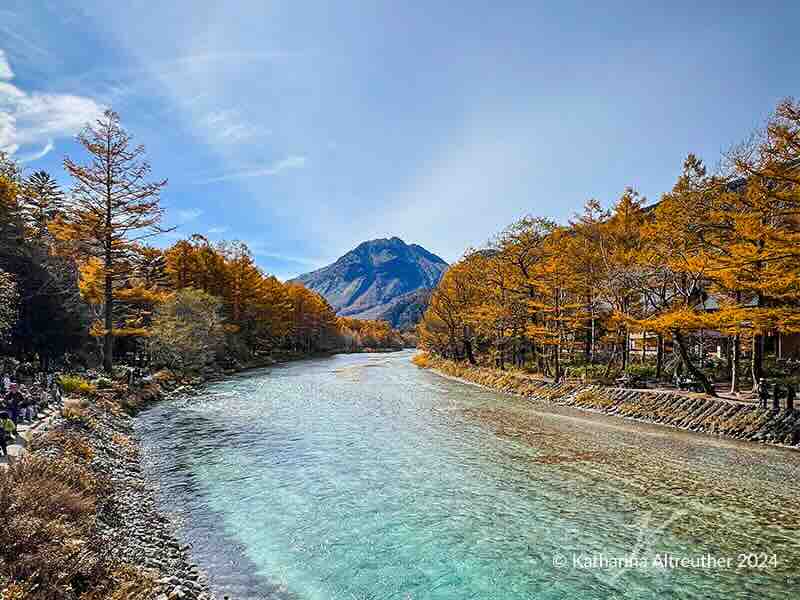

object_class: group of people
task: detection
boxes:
[757,377,797,410]
[0,371,62,458]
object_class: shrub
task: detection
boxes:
[59,375,97,397]
[148,289,225,372]
[94,377,113,389]
[111,366,131,381]
[61,401,97,430]
[624,364,657,379]
[565,364,607,380]
[411,352,431,368]
[62,400,86,418]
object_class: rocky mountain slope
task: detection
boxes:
[292,237,447,328]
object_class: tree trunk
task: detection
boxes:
[620,327,629,372]
[104,264,113,374]
[655,334,664,380]
[536,344,546,374]
[103,156,114,374]
[464,337,476,365]
[750,333,764,392]
[553,343,561,382]
[584,315,592,362]
[730,334,740,394]
[673,331,715,396]
[641,332,647,363]
[603,343,618,379]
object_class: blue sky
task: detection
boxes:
[1,1,799,279]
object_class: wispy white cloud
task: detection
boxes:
[0,24,51,59]
[176,208,203,221]
[244,239,321,267]
[0,48,104,158]
[207,226,228,234]
[197,155,307,184]
[0,49,13,80]
[201,108,268,144]
[148,51,294,79]
[18,139,53,162]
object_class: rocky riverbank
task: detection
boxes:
[415,354,800,448]
[1,379,216,600]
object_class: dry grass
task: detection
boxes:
[111,432,137,458]
[0,455,100,598]
[417,354,553,398]
[62,400,98,431]
[1,421,155,599]
[573,389,616,409]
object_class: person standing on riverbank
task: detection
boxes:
[0,411,15,456]
[4,384,25,424]
[20,390,36,422]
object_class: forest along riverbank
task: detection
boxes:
[135,351,800,600]
[414,354,800,448]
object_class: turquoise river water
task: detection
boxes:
[135,351,800,599]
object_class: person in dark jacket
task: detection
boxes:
[5,383,25,424]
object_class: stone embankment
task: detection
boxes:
[419,357,800,448]
[72,396,215,600]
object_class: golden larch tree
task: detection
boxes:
[52,110,169,372]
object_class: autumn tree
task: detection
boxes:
[709,98,800,390]
[0,154,24,257]
[338,317,403,350]
[165,238,200,289]
[594,188,647,374]
[135,245,169,289]
[492,217,557,370]
[53,110,169,372]
[286,283,339,353]
[567,200,607,363]
[0,270,18,340]
[149,288,225,371]
[0,155,87,366]
[19,170,64,240]
[639,156,719,395]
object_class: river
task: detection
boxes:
[135,350,800,599]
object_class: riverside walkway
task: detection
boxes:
[0,401,63,469]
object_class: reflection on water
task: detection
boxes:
[135,351,800,599]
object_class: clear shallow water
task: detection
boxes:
[135,351,800,599]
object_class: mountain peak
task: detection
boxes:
[292,238,448,327]
[353,236,415,251]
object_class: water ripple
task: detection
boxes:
[135,352,800,599]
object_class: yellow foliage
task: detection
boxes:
[59,375,97,397]
[418,97,800,381]
[411,352,431,368]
